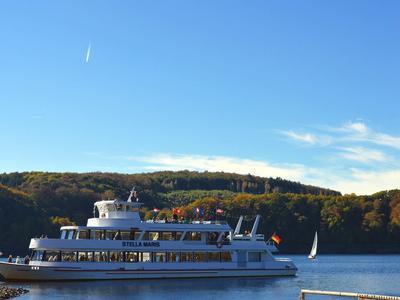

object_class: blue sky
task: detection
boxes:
[1,1,400,194]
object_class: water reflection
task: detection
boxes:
[2,255,400,299]
[17,276,299,300]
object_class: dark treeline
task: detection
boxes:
[1,171,399,255]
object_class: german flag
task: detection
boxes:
[173,208,181,215]
[271,232,282,245]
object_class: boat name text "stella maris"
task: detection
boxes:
[122,241,160,247]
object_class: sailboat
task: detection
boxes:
[308,231,318,259]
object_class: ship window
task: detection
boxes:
[61,251,77,262]
[222,232,230,243]
[193,252,207,262]
[180,252,193,262]
[153,252,166,262]
[143,232,159,241]
[160,232,173,240]
[175,232,183,241]
[90,230,104,240]
[167,252,180,263]
[106,204,116,212]
[78,230,89,239]
[94,251,108,262]
[105,230,118,240]
[141,252,152,262]
[221,252,232,262]
[67,230,75,240]
[207,232,219,243]
[31,250,44,261]
[60,230,67,239]
[109,251,124,262]
[43,251,60,262]
[129,229,140,240]
[184,232,202,241]
[207,252,220,262]
[248,252,262,262]
[125,252,139,263]
[120,231,131,240]
[112,230,122,240]
[78,251,93,262]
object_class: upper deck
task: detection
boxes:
[78,198,231,232]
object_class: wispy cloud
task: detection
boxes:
[281,130,317,145]
[281,121,400,161]
[337,147,388,164]
[340,121,369,134]
[336,121,400,149]
[275,120,400,193]
[367,133,400,150]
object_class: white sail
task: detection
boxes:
[308,231,318,259]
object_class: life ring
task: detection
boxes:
[217,242,223,249]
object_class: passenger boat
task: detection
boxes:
[0,190,297,281]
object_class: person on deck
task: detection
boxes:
[24,255,30,264]
[172,213,178,223]
[7,255,12,263]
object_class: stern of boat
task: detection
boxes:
[274,258,297,276]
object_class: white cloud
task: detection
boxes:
[130,153,311,183]
[281,130,317,144]
[368,133,400,150]
[127,153,400,195]
[337,147,388,163]
[341,121,369,134]
[331,169,400,195]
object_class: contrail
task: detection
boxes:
[85,42,91,63]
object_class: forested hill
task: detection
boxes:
[2,171,400,256]
[0,171,340,198]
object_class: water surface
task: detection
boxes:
[2,255,400,299]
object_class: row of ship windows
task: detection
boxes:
[31,250,235,263]
[61,230,228,243]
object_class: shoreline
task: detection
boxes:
[0,286,29,299]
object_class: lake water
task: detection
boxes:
[1,255,400,299]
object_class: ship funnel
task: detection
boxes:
[250,215,261,241]
[234,216,243,235]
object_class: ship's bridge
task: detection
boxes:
[87,199,142,227]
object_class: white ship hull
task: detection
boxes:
[0,261,296,281]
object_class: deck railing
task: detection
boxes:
[299,289,400,300]
[144,220,227,225]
